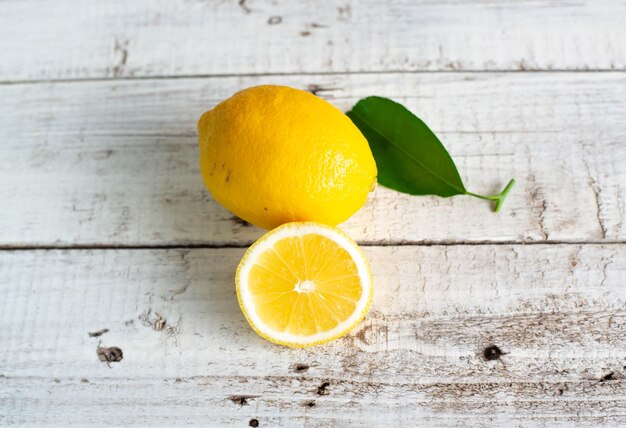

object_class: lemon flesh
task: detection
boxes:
[236,222,373,347]
[198,85,377,230]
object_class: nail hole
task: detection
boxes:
[483,345,505,361]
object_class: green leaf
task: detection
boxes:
[346,96,515,212]
[347,96,465,197]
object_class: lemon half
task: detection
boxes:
[236,222,373,348]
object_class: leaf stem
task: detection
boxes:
[466,178,516,212]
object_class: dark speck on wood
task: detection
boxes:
[300,31,311,37]
[268,16,282,25]
[304,400,316,407]
[88,328,109,338]
[307,84,337,96]
[483,345,505,361]
[229,395,254,406]
[249,418,259,427]
[293,363,310,372]
[600,372,615,382]
[317,381,330,395]
[97,346,123,366]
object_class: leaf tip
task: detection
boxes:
[494,178,516,212]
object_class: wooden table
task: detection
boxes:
[1,1,625,426]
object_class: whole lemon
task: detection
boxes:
[198,85,377,229]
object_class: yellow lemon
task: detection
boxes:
[236,222,373,347]
[198,85,377,229]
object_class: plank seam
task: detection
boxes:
[0,240,624,251]
[1,69,626,86]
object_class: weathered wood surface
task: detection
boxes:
[1,245,624,426]
[2,72,625,246]
[2,0,626,425]
[1,0,626,82]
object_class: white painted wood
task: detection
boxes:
[1,0,625,81]
[2,1,625,424]
[1,73,624,246]
[1,245,624,425]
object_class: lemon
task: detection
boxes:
[198,85,377,229]
[236,222,373,347]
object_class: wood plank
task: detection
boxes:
[1,376,625,427]
[1,73,625,246]
[1,0,625,81]
[0,245,624,425]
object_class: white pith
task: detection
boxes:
[294,280,316,293]
[237,223,372,345]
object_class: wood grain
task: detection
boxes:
[1,72,625,246]
[2,1,625,425]
[1,245,624,425]
[1,0,625,82]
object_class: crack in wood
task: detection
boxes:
[87,328,109,338]
[165,251,192,300]
[112,38,129,78]
[307,84,338,96]
[600,258,612,288]
[355,324,372,345]
[229,395,258,406]
[527,174,548,240]
[238,0,251,14]
[583,158,608,239]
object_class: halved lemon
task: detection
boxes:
[236,222,373,348]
